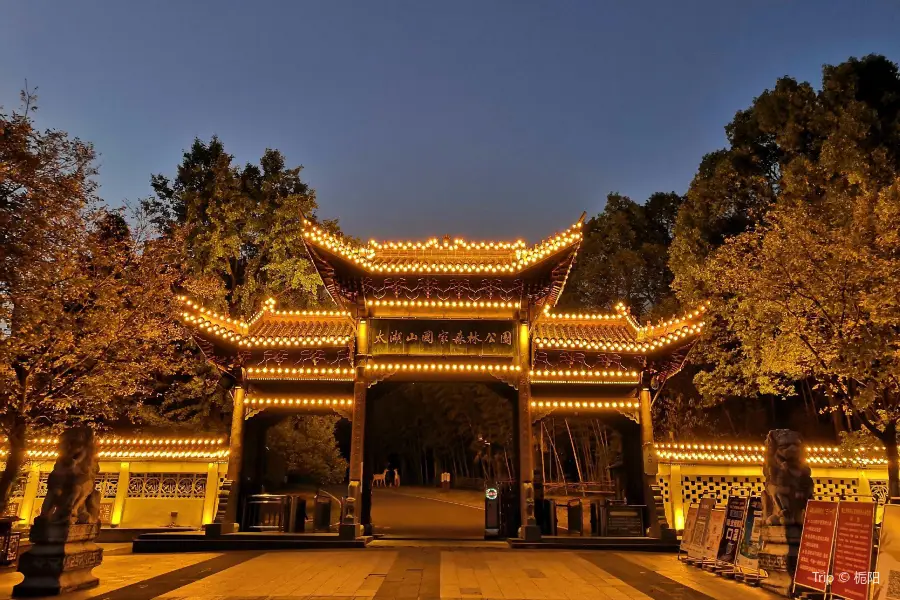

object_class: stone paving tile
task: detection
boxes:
[0,545,785,599]
[0,551,221,600]
[158,551,397,600]
[609,553,780,600]
[440,550,658,600]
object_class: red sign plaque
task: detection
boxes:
[831,502,876,600]
[794,500,839,593]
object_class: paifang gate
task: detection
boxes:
[178,214,706,541]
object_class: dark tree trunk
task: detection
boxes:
[0,422,28,514]
[883,421,900,501]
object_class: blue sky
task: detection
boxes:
[2,2,899,241]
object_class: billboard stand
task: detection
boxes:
[678,504,699,563]
[734,496,765,587]
[716,494,751,580]
[686,498,716,567]
[790,500,839,599]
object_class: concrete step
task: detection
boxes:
[132,531,370,552]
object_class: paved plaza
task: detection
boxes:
[0,544,779,600]
[0,491,779,600]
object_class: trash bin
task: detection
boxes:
[538,499,557,536]
[567,499,583,535]
[498,481,520,539]
[590,498,611,536]
[287,496,308,533]
[313,494,332,532]
[484,485,501,539]
[245,494,288,532]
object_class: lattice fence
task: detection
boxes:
[126,473,207,498]
[36,472,119,499]
[870,480,888,504]
[814,477,861,502]
[679,475,765,508]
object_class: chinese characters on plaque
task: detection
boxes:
[794,500,838,593]
[370,319,515,357]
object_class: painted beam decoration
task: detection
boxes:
[370,319,516,357]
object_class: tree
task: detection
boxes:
[266,416,348,485]
[703,177,900,495]
[143,136,338,317]
[672,54,900,489]
[368,383,514,484]
[0,92,182,510]
[141,137,331,427]
[141,136,347,466]
[560,192,682,322]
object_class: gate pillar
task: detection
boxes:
[218,382,245,534]
[517,321,541,541]
[639,382,672,539]
[340,378,367,538]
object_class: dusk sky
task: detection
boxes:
[3,2,899,242]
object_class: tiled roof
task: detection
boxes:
[250,318,354,339]
[302,218,584,274]
[532,322,636,344]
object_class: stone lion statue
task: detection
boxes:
[762,429,814,526]
[40,427,101,524]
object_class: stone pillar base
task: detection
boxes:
[758,524,802,597]
[14,520,102,598]
[339,523,361,539]
[519,524,542,542]
[203,522,238,536]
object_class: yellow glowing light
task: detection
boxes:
[301,220,583,274]
[365,362,520,372]
[244,397,353,407]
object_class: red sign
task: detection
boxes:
[795,500,839,593]
[831,502,876,600]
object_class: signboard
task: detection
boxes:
[874,504,900,600]
[795,500,839,593]
[717,496,748,564]
[831,502,876,600]
[688,498,716,558]
[680,505,699,553]
[702,509,727,560]
[370,319,516,357]
[605,505,644,537]
[735,496,763,571]
[485,487,498,501]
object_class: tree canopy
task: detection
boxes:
[266,416,349,486]
[559,192,682,322]
[143,137,338,317]
[670,54,900,490]
[0,93,182,510]
[142,135,347,472]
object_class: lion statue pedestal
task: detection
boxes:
[757,429,813,597]
[13,427,103,597]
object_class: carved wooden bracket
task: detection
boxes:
[333,406,354,421]
[531,407,554,421]
[367,371,396,388]
[617,408,639,424]
[489,370,519,390]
